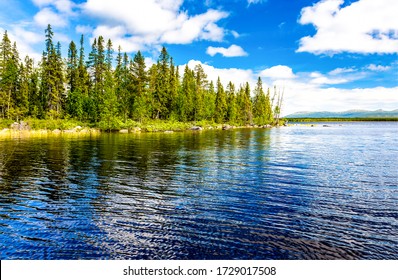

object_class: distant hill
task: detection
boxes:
[285,109,398,119]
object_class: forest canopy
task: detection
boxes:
[0,25,283,130]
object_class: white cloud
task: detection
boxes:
[91,25,143,53]
[328,67,356,75]
[34,7,67,27]
[298,0,398,54]
[161,10,227,44]
[185,60,256,88]
[309,72,348,85]
[247,0,265,5]
[260,65,296,79]
[32,0,55,6]
[367,64,391,71]
[0,26,42,62]
[282,84,398,116]
[83,0,228,50]
[75,25,93,35]
[32,0,75,14]
[206,44,248,57]
[53,0,75,14]
[231,30,240,38]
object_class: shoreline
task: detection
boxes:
[0,123,278,138]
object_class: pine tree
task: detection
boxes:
[26,57,41,118]
[203,80,216,121]
[87,36,106,122]
[265,88,274,124]
[0,31,18,119]
[226,81,237,123]
[154,46,170,119]
[77,35,90,121]
[147,64,158,119]
[180,65,195,121]
[193,64,207,121]
[253,77,268,125]
[214,77,227,123]
[168,58,179,120]
[40,24,64,119]
[15,56,31,120]
[131,50,149,122]
[114,47,131,121]
[66,40,82,119]
[243,82,253,125]
[99,39,119,129]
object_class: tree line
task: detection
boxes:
[0,25,282,129]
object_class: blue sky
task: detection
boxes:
[0,0,397,115]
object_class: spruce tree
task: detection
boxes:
[253,77,267,125]
[0,31,18,119]
[180,65,195,121]
[40,25,64,118]
[226,81,237,123]
[214,77,227,123]
[193,64,207,121]
[203,80,216,121]
[154,46,170,119]
[131,50,149,122]
[100,39,119,129]
[243,82,253,125]
[77,35,90,121]
[66,40,81,119]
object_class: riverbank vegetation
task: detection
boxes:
[0,25,284,132]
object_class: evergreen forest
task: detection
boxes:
[0,25,282,131]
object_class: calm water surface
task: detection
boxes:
[0,122,397,259]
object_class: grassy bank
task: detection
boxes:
[1,118,277,135]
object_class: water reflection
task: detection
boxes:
[0,124,397,259]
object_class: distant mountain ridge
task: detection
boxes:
[285,109,398,119]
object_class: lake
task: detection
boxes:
[0,122,397,259]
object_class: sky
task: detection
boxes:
[0,0,397,115]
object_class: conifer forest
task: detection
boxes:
[0,25,282,130]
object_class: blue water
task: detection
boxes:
[0,122,397,259]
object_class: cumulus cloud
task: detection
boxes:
[34,7,67,27]
[260,65,296,79]
[32,0,75,14]
[32,0,76,28]
[298,0,398,54]
[282,84,398,116]
[82,0,228,51]
[206,44,248,57]
[367,64,391,71]
[309,72,348,85]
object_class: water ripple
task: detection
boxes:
[0,123,397,259]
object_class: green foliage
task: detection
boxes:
[214,77,227,123]
[0,28,280,129]
[24,117,86,130]
[141,120,191,132]
[0,118,14,129]
[253,77,273,125]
